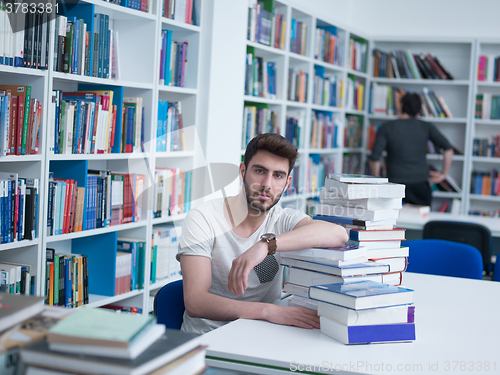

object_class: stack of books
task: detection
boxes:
[21,307,207,375]
[282,173,408,310]
[309,280,416,345]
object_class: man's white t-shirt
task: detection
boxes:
[177,198,308,334]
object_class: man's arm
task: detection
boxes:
[180,255,320,329]
[228,218,348,296]
[428,148,453,183]
[368,160,381,177]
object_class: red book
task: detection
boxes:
[26,99,36,154]
[438,200,449,213]
[425,54,447,80]
[122,174,134,224]
[109,105,117,152]
[68,181,77,233]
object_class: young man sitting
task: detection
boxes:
[178,133,348,333]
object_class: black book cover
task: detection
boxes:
[419,54,439,79]
[82,255,88,305]
[32,12,39,69]
[414,55,431,79]
[23,187,33,240]
[37,12,43,69]
[59,255,65,307]
[23,12,30,67]
[433,56,454,80]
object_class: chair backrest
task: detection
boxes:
[405,239,483,280]
[154,279,185,330]
[494,263,500,282]
[423,220,492,273]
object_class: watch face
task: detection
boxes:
[261,233,275,240]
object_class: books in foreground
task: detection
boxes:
[309,281,414,310]
[324,177,405,199]
[320,316,415,344]
[21,330,203,375]
[47,307,161,359]
[0,293,45,333]
[329,173,389,184]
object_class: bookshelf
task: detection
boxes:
[243,0,370,212]
[0,0,203,314]
[469,39,500,216]
[366,38,476,214]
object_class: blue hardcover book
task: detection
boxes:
[64,256,72,307]
[117,240,137,290]
[104,15,110,78]
[309,280,414,310]
[166,31,172,86]
[320,316,415,344]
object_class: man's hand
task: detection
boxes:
[428,170,446,184]
[228,240,268,297]
[265,305,320,329]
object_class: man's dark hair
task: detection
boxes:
[244,133,298,174]
[401,93,422,117]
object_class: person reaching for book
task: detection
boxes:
[368,92,454,206]
[177,133,349,334]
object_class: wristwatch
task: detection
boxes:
[261,233,277,255]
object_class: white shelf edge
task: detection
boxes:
[161,17,201,32]
[246,40,286,56]
[158,86,198,94]
[469,194,500,202]
[52,72,155,89]
[244,95,283,105]
[86,289,144,309]
[154,151,195,158]
[0,155,43,162]
[46,222,148,243]
[81,0,156,20]
[370,78,470,86]
[149,274,183,292]
[472,156,500,163]
[0,239,40,252]
[49,153,150,161]
[0,65,48,77]
[152,213,188,225]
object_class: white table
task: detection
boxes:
[200,273,500,375]
[396,211,500,237]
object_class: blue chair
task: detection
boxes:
[154,279,185,330]
[494,263,500,282]
[405,239,483,280]
[423,220,493,274]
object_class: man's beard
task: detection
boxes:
[243,173,284,214]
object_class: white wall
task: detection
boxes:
[352,0,500,39]
[285,0,355,31]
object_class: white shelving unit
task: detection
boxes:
[365,38,476,213]
[242,0,370,211]
[0,0,204,314]
[468,39,500,215]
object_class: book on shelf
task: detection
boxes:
[289,18,307,56]
[309,280,414,310]
[45,248,89,308]
[247,0,284,49]
[475,93,500,120]
[373,49,453,80]
[345,76,364,111]
[312,65,341,107]
[287,67,308,103]
[317,301,415,327]
[324,177,405,199]
[151,225,182,283]
[344,115,363,148]
[245,48,277,99]
[159,30,189,87]
[117,238,146,291]
[21,329,203,375]
[281,257,390,278]
[285,111,304,148]
[320,316,415,344]
[163,0,200,25]
[0,85,41,155]
[428,164,461,193]
[477,54,500,82]
[309,111,339,149]
[348,37,368,73]
[315,26,345,66]
[471,168,500,196]
[241,104,280,147]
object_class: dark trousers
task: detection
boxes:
[403,181,432,206]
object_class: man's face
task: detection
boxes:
[241,150,292,215]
